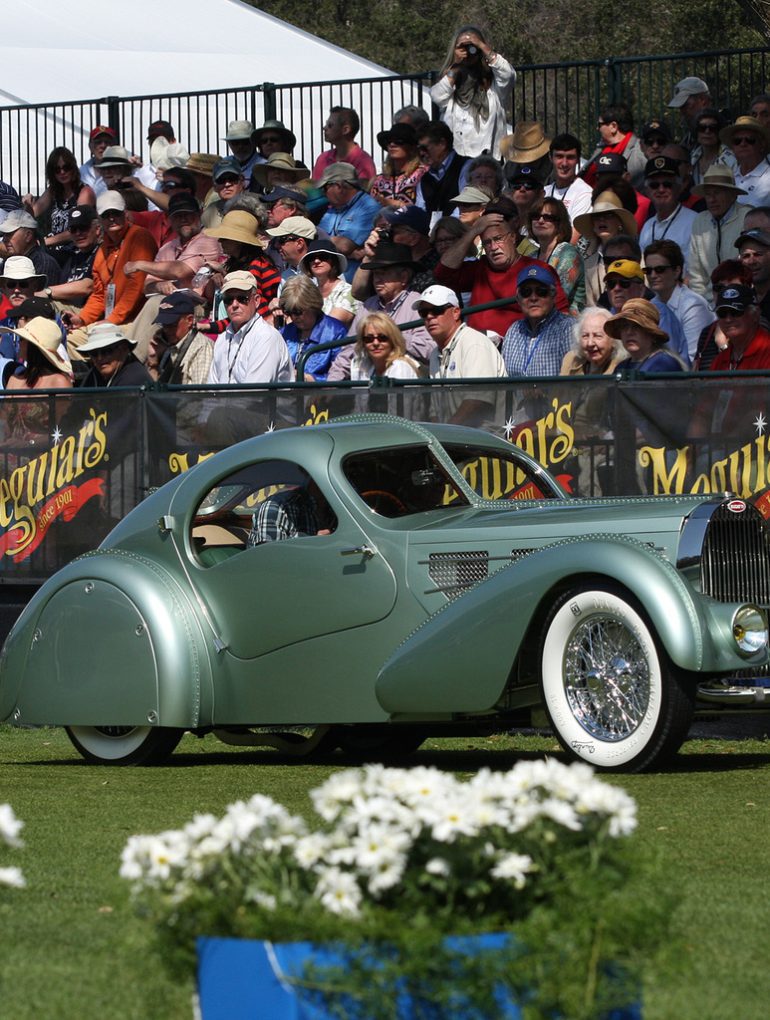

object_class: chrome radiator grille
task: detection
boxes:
[700,504,770,604]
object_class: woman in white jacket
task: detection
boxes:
[430,27,514,161]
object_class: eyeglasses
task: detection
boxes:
[54,164,71,173]
[698,122,719,132]
[606,276,636,289]
[733,135,759,146]
[480,233,510,250]
[511,181,538,191]
[277,234,301,245]
[647,178,675,190]
[645,264,674,275]
[223,291,254,305]
[518,284,551,298]
[532,212,559,223]
[215,174,241,186]
[6,279,34,290]
[362,333,392,343]
[100,210,125,221]
[259,136,283,146]
[717,307,749,319]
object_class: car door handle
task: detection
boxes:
[340,545,376,559]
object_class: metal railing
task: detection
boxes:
[2,45,769,197]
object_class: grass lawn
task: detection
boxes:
[1,724,770,1019]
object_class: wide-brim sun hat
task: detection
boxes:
[719,115,770,150]
[254,120,297,151]
[500,121,551,163]
[605,298,668,346]
[0,316,71,373]
[203,210,265,248]
[251,154,311,189]
[691,163,749,198]
[573,191,638,240]
[299,240,347,274]
[78,322,137,353]
[0,255,46,286]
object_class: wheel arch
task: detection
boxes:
[2,551,215,729]
[376,537,707,716]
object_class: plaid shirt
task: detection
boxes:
[248,488,319,545]
[502,310,574,378]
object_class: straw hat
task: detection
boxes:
[203,210,266,248]
[719,115,770,150]
[605,298,668,346]
[251,153,311,188]
[573,190,637,240]
[500,122,551,163]
[186,153,221,177]
[691,163,749,197]
[0,316,72,373]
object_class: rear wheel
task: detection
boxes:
[540,585,694,772]
[65,726,183,765]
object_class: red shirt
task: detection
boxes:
[709,326,770,371]
[434,255,570,337]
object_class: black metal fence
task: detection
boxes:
[2,45,769,198]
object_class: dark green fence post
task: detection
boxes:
[605,58,623,105]
[106,96,121,137]
[263,83,277,121]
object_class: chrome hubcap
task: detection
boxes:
[563,616,650,740]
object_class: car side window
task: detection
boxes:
[191,459,337,565]
[441,444,561,501]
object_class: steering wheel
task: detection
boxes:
[360,489,408,515]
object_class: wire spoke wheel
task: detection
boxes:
[540,585,694,771]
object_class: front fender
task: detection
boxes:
[376,536,746,715]
[0,551,214,728]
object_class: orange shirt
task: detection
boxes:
[80,223,158,326]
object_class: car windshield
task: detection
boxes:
[441,443,561,501]
[343,444,470,518]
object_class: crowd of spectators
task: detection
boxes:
[1,30,769,468]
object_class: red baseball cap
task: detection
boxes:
[90,125,117,142]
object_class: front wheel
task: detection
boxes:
[540,586,694,772]
[66,725,183,765]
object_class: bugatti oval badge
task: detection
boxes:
[727,499,747,513]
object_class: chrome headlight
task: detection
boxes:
[732,605,769,657]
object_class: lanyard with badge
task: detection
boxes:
[104,247,121,317]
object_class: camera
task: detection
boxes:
[377,228,392,242]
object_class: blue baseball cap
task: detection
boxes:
[516,263,558,290]
[383,204,431,236]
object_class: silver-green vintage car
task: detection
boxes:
[1,415,768,772]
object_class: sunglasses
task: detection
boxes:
[645,264,674,275]
[215,175,241,186]
[532,212,559,223]
[362,333,392,343]
[420,305,452,318]
[161,181,186,190]
[698,122,719,132]
[716,307,749,319]
[91,343,125,358]
[223,291,253,305]
[606,276,636,289]
[277,234,301,244]
[518,284,551,298]
[733,135,759,146]
[647,178,675,190]
[511,181,539,191]
[259,136,283,145]
[5,279,34,289]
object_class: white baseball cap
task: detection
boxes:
[417,285,460,310]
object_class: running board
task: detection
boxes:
[696,683,770,706]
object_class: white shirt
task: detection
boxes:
[429,323,506,379]
[639,204,698,273]
[735,157,770,207]
[664,284,716,361]
[209,313,293,384]
[429,55,515,160]
[544,177,593,224]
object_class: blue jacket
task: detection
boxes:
[282,314,348,380]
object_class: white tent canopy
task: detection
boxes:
[0,0,430,193]
[0,0,391,104]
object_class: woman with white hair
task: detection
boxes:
[560,307,625,496]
